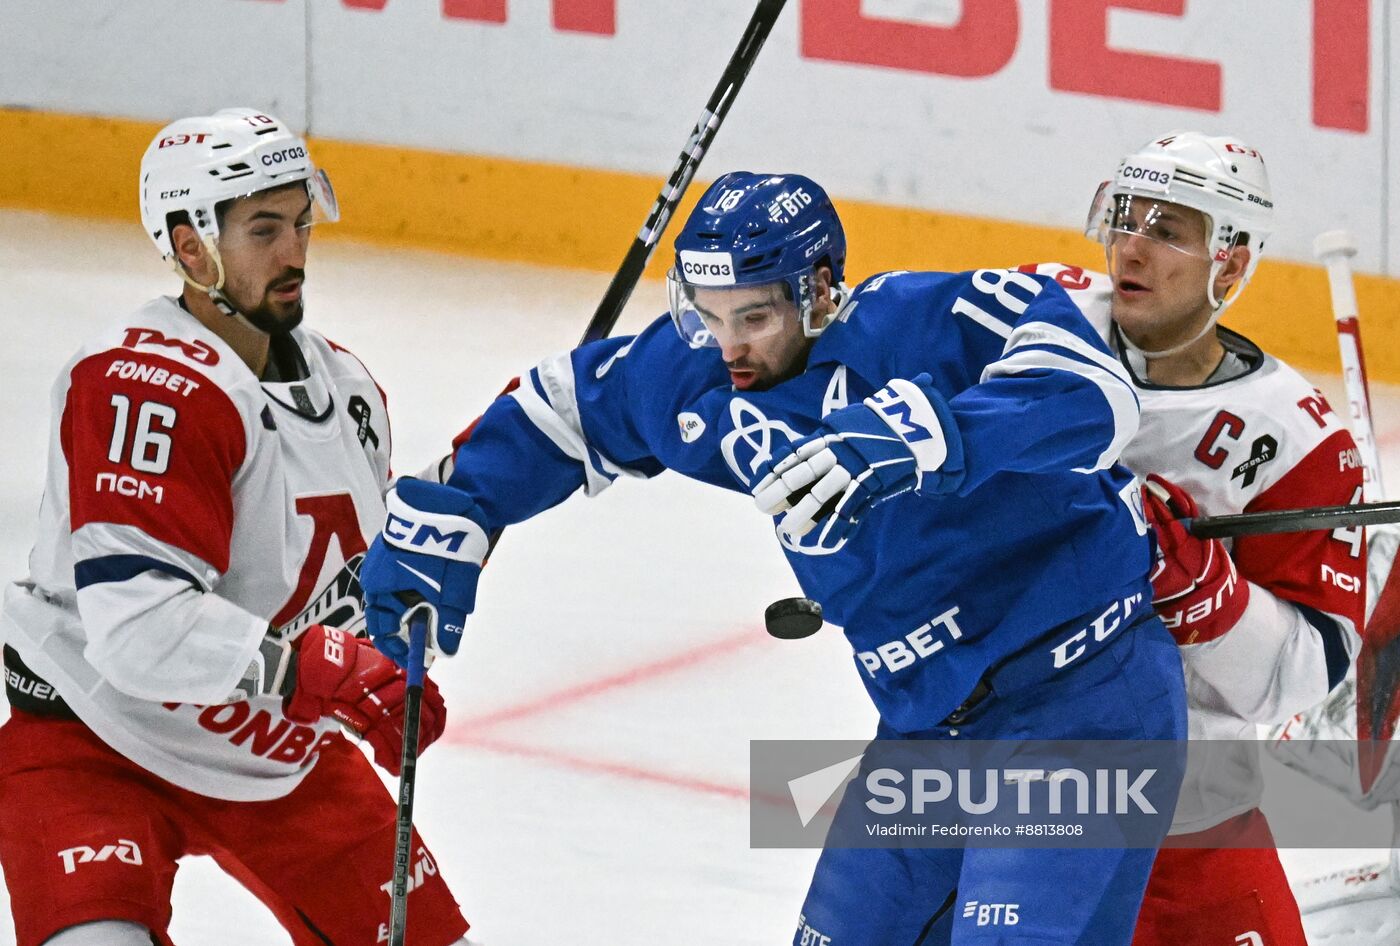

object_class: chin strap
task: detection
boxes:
[1115,310,1223,361]
[173,249,284,341]
[171,236,240,317]
[1111,255,1253,360]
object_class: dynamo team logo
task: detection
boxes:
[721,398,800,487]
[721,398,845,557]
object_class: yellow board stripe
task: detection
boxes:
[3,107,1396,381]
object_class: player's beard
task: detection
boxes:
[235,270,306,337]
[733,340,812,392]
[240,297,304,337]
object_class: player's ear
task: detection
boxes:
[812,265,836,310]
[1214,244,1251,297]
[172,222,214,282]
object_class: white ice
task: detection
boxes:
[1,210,1397,944]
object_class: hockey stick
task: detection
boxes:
[383,4,790,910]
[767,500,1400,641]
[1316,230,1387,498]
[486,0,788,553]
[578,0,789,345]
[1186,499,1400,539]
[552,0,790,624]
[382,3,791,926]
[388,609,430,946]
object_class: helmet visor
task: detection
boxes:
[307,168,340,226]
[1085,185,1213,261]
[667,271,801,350]
[212,170,340,254]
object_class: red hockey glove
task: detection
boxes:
[1142,474,1251,645]
[284,625,446,775]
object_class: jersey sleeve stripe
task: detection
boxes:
[70,521,219,592]
[1296,602,1356,691]
[999,319,1135,387]
[74,553,201,591]
[512,365,586,459]
[982,348,1139,473]
[509,352,647,497]
[585,442,622,487]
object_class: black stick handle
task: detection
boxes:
[388,611,429,945]
[578,0,789,346]
[768,499,1400,641]
[486,0,789,559]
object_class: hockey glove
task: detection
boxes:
[752,374,965,545]
[284,624,446,776]
[361,477,488,666]
[1142,474,1250,645]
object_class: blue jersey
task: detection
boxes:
[445,268,1153,732]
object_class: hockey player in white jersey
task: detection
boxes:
[1024,131,1367,945]
[0,110,472,946]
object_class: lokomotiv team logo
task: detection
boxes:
[57,838,142,874]
[378,845,438,897]
[120,326,220,366]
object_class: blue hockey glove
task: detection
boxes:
[360,478,490,666]
[752,374,964,545]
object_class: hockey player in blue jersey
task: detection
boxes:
[359,172,1188,944]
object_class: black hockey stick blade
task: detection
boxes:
[579,0,789,346]
[1187,499,1400,539]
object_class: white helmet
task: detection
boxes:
[138,107,338,283]
[1086,131,1273,354]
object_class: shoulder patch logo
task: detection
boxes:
[1231,434,1277,488]
[120,327,219,365]
[348,395,380,448]
[677,411,706,443]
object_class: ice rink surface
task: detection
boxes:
[1,210,1397,944]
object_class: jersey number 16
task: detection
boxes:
[107,395,177,475]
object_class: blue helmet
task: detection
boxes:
[668,172,846,349]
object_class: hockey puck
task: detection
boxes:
[765,597,824,640]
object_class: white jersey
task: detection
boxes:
[1026,264,1367,833]
[1,296,392,801]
